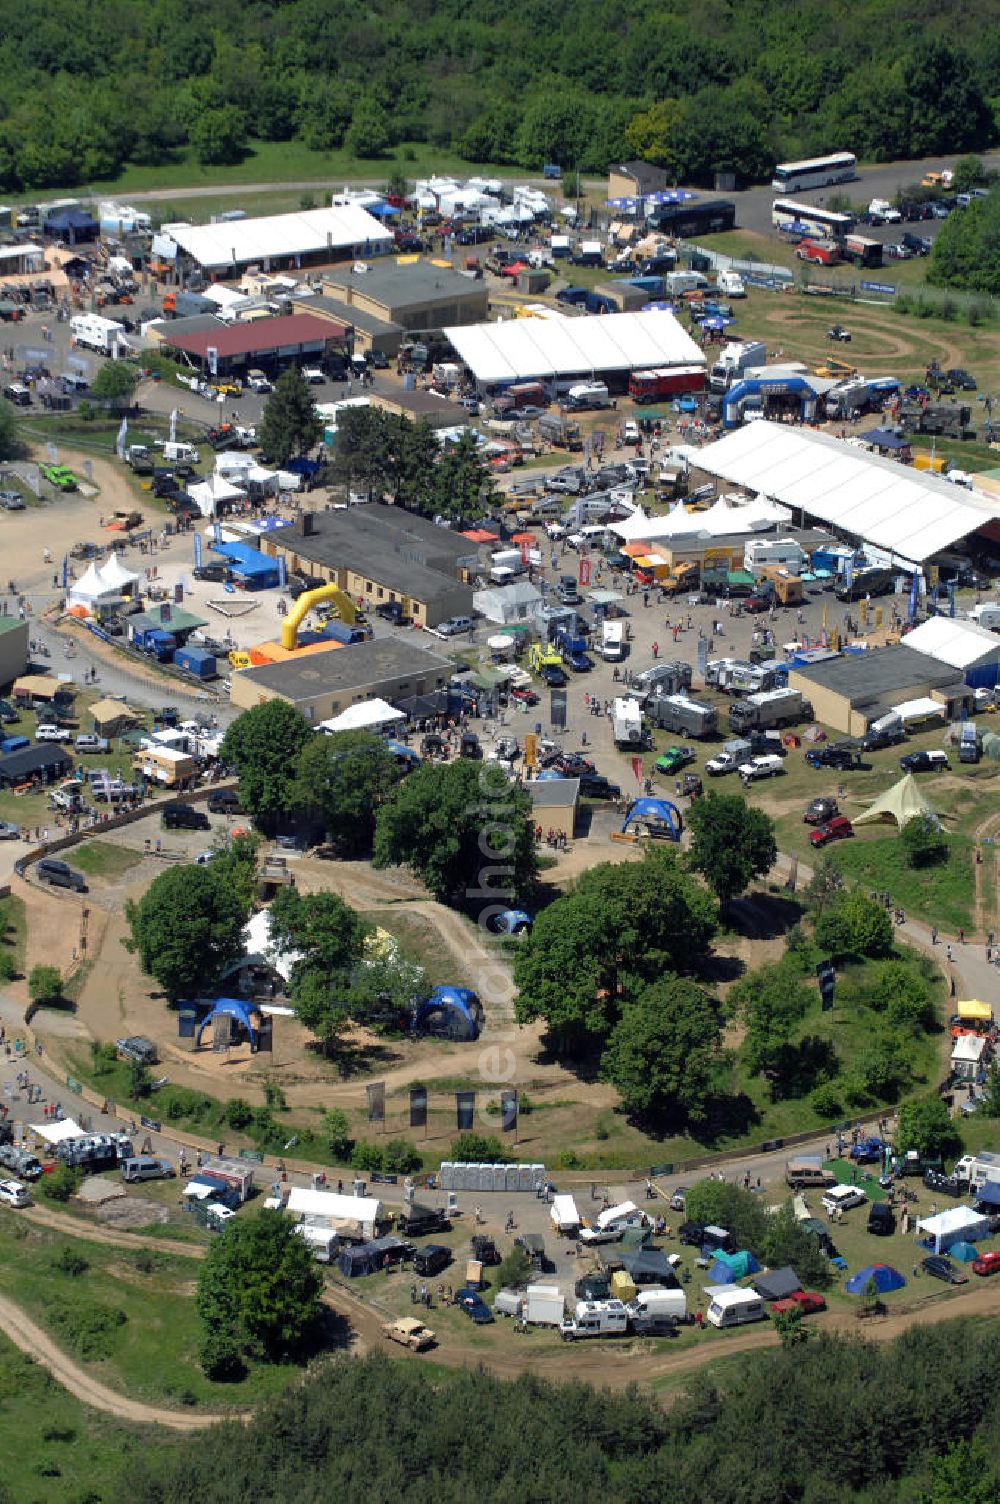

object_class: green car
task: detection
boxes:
[654,745,696,775]
[40,464,78,491]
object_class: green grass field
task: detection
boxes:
[0,1215,295,1410]
[71,841,144,881]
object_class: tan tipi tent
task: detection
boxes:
[853,773,938,830]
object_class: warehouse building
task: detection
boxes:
[229,637,455,722]
[320,261,489,334]
[261,507,476,628]
[788,644,972,736]
[444,308,704,393]
[293,291,403,361]
[901,616,1000,691]
[152,205,393,277]
[0,617,29,689]
[694,421,1000,569]
[160,313,347,377]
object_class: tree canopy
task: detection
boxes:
[220,700,313,836]
[89,359,138,409]
[289,729,401,855]
[814,889,893,961]
[328,407,491,520]
[601,975,721,1128]
[373,759,537,907]
[514,848,717,1054]
[895,1095,962,1162]
[257,368,323,466]
[268,887,370,1053]
[123,863,248,1000]
[928,188,1000,296]
[685,792,777,910]
[196,1208,322,1377]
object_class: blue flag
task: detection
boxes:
[908,570,920,623]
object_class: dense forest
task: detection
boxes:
[125,1325,1000,1503]
[0,0,997,192]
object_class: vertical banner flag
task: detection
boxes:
[817,960,836,1011]
[213,521,223,545]
[367,1081,385,1123]
[697,635,708,678]
[549,689,566,729]
[206,346,218,378]
[409,1086,427,1130]
[193,532,203,569]
[579,557,591,586]
[947,581,956,618]
[61,556,68,589]
[456,1091,476,1131]
[278,554,287,590]
[908,570,920,623]
[115,417,128,459]
[500,1089,518,1134]
[631,754,644,785]
[169,407,178,443]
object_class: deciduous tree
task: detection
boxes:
[289,730,400,855]
[220,700,312,835]
[602,976,721,1127]
[257,368,323,466]
[895,1095,962,1161]
[686,792,776,910]
[196,1208,322,1369]
[123,865,247,1000]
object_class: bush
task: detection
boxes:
[382,1138,422,1174]
[810,1083,843,1118]
[323,1107,353,1161]
[0,950,15,983]
[53,1246,89,1276]
[900,815,949,870]
[89,1041,118,1074]
[263,1082,287,1112]
[815,890,893,961]
[198,1327,246,1382]
[495,1247,532,1291]
[224,1097,254,1130]
[349,1138,387,1172]
[40,1163,81,1204]
[49,1301,127,1360]
[451,1132,515,1164]
[518,1093,533,1116]
[28,964,63,1004]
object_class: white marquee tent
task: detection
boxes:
[160,205,393,272]
[901,616,1000,673]
[68,561,120,607]
[694,420,1000,566]
[189,473,246,519]
[317,698,406,733]
[98,552,140,592]
[445,309,704,386]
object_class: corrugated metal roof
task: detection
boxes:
[695,421,1000,564]
[162,313,342,360]
[162,205,393,270]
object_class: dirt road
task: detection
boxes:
[0,1291,239,1430]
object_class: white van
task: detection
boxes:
[601,621,625,662]
[706,1288,766,1329]
[163,441,199,464]
[717,270,746,298]
[630,1287,687,1321]
[968,603,1000,632]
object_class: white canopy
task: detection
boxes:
[98,553,140,589]
[317,698,406,734]
[214,451,256,475]
[695,420,1000,565]
[30,1117,83,1144]
[611,502,708,543]
[445,309,704,386]
[68,561,118,603]
[189,474,245,518]
[286,1185,381,1229]
[235,907,303,984]
[161,205,393,271]
[917,1205,990,1254]
[903,616,1000,671]
[698,497,757,535]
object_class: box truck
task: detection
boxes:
[728,687,812,732]
[525,1285,565,1326]
[565,382,610,411]
[601,620,626,662]
[708,340,767,394]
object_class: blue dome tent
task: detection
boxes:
[195,997,263,1051]
[621,798,683,841]
[845,1264,906,1295]
[411,986,484,1041]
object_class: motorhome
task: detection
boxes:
[612,697,644,748]
[601,620,626,661]
[706,1289,766,1329]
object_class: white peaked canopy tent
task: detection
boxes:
[98,552,140,591]
[853,773,939,830]
[68,560,119,607]
[317,699,406,733]
[189,473,246,519]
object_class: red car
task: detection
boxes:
[510,686,540,706]
[771,1290,827,1316]
[809,815,853,848]
[972,1251,1000,1277]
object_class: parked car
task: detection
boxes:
[947,368,977,391]
[861,724,906,752]
[0,819,19,840]
[436,616,473,636]
[809,815,854,848]
[578,773,621,800]
[510,686,539,706]
[923,1168,965,1198]
[36,857,86,892]
[412,1244,451,1278]
[804,796,838,825]
[36,723,71,743]
[805,743,860,770]
[74,734,110,754]
[162,804,210,831]
[972,1250,1000,1277]
[739,755,785,784]
[382,1316,436,1351]
[771,1290,827,1316]
[921,1255,967,1285]
[850,1137,886,1164]
[193,563,228,583]
[669,1187,687,1212]
[654,746,696,775]
[827,325,852,342]
[539,663,568,688]
[900,750,949,773]
[375,601,409,625]
[867,1202,896,1236]
[207,790,243,815]
[456,1286,494,1323]
[116,1035,158,1065]
[0,1179,31,1209]
[0,490,25,510]
[40,463,78,491]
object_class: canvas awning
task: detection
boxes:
[317,699,405,734]
[30,1118,83,1144]
[13,674,63,700]
[958,1000,992,1023]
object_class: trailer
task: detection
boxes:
[70,313,131,356]
[645,694,718,738]
[628,365,705,403]
[550,1194,581,1236]
[612,696,644,747]
[524,1285,565,1326]
[728,687,811,732]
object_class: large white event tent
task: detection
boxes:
[158,205,393,273]
[67,561,121,609]
[611,495,790,545]
[694,420,1000,566]
[444,309,704,387]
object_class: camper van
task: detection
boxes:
[664,271,708,297]
[629,1287,687,1321]
[706,1289,766,1329]
[967,604,1000,632]
[163,441,199,465]
[565,382,610,411]
[601,620,625,662]
[744,537,807,575]
[646,694,718,738]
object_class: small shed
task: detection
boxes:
[90,698,140,736]
[917,1206,990,1254]
[524,776,579,842]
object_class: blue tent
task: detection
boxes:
[195,998,262,1049]
[860,428,910,452]
[708,1259,737,1283]
[710,1249,761,1278]
[845,1264,906,1295]
[949,1241,978,1263]
[974,1181,1000,1207]
[365,201,400,219]
[621,797,683,841]
[412,986,484,1041]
